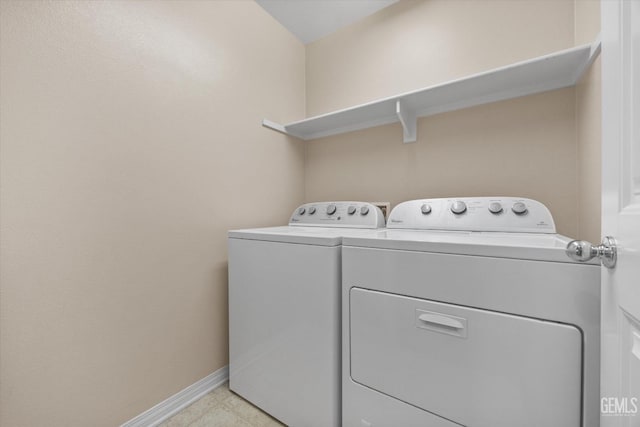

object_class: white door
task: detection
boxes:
[601,0,640,425]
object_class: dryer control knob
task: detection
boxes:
[298,207,306,215]
[451,201,467,215]
[512,202,528,215]
[360,206,370,215]
[421,204,432,215]
[347,206,356,215]
[488,202,503,214]
[326,204,337,215]
[308,206,316,215]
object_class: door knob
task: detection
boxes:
[565,236,617,268]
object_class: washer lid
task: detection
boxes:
[229,201,385,246]
[342,229,598,264]
[229,226,383,246]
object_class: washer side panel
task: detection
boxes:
[229,238,341,427]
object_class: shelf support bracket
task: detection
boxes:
[396,100,417,143]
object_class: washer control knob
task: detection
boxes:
[347,206,356,215]
[326,204,337,215]
[512,202,528,215]
[360,206,370,216]
[420,204,432,215]
[450,201,467,215]
[488,202,503,214]
[298,207,306,215]
[308,206,316,215]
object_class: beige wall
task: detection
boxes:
[305,90,579,236]
[0,1,304,426]
[304,0,587,237]
[575,0,602,243]
[0,1,604,426]
[306,0,575,117]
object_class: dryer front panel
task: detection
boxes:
[349,287,582,427]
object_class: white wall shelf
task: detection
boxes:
[263,38,601,143]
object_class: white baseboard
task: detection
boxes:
[121,365,229,427]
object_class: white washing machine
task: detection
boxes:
[341,197,600,427]
[228,201,385,427]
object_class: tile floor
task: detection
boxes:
[159,382,285,427]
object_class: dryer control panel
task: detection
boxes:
[387,197,556,233]
[289,202,385,229]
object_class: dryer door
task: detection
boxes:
[349,288,582,427]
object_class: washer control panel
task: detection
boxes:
[387,197,556,233]
[289,202,385,228]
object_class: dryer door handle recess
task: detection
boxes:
[417,312,464,329]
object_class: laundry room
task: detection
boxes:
[1,1,637,427]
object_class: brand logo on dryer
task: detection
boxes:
[601,397,638,416]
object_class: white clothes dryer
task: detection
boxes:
[341,197,600,427]
[228,202,385,427]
